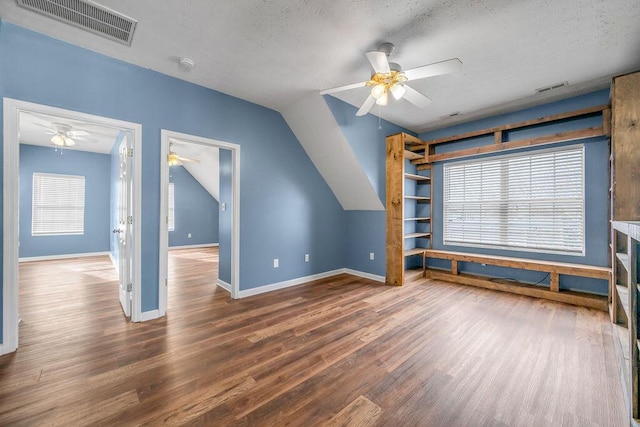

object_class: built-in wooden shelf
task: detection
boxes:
[404,150,422,160]
[617,284,630,318]
[617,252,630,271]
[404,173,431,182]
[404,232,431,239]
[404,196,430,202]
[404,247,429,257]
[404,217,431,222]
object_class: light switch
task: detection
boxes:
[221,202,226,211]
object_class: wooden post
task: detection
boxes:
[386,134,405,286]
[550,272,559,292]
[451,260,458,275]
[494,130,503,145]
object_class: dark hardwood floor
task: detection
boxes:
[0,248,627,426]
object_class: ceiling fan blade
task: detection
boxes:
[68,130,91,137]
[365,51,390,74]
[356,94,376,116]
[177,155,200,163]
[319,81,368,95]
[404,58,463,81]
[33,122,57,133]
[402,85,432,108]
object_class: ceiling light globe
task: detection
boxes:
[64,136,76,147]
[376,91,389,106]
[51,134,65,146]
[371,84,386,99]
[390,83,406,100]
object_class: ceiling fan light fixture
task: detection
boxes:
[371,83,386,99]
[64,136,76,146]
[390,83,406,100]
[376,91,389,106]
[51,134,66,146]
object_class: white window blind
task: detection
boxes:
[443,145,585,255]
[32,173,85,236]
[168,183,175,231]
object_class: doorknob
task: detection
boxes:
[112,228,121,234]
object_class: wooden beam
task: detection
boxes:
[421,104,608,147]
[415,126,604,164]
[386,134,405,286]
[429,270,608,311]
[402,133,424,146]
[451,260,458,275]
[550,272,559,292]
[612,72,640,221]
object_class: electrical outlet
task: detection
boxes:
[188,233,192,238]
[274,258,279,268]
[370,252,375,261]
[305,253,309,262]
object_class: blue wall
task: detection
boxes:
[0,20,345,330]
[419,90,610,294]
[324,96,414,277]
[18,144,110,258]
[218,149,232,284]
[169,165,219,247]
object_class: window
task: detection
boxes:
[168,183,175,231]
[443,145,584,255]
[32,173,85,236]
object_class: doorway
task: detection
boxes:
[2,98,142,355]
[159,130,240,315]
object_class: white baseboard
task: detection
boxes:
[169,243,219,250]
[108,251,118,271]
[217,279,231,292]
[139,309,160,322]
[19,251,110,263]
[343,268,385,283]
[237,268,354,298]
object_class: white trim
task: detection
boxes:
[220,268,385,299]
[108,251,117,270]
[159,130,241,318]
[237,269,345,298]
[3,98,143,352]
[19,251,110,262]
[139,309,161,322]
[216,279,231,292]
[169,243,219,250]
[343,268,386,283]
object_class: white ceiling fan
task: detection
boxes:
[168,141,200,166]
[34,122,97,147]
[320,42,462,116]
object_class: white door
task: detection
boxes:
[116,136,132,318]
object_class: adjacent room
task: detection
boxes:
[0,0,639,425]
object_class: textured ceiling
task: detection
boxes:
[2,0,639,132]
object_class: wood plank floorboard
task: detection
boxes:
[0,247,627,426]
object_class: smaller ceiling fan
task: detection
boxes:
[34,122,96,147]
[168,142,200,166]
[320,42,462,116]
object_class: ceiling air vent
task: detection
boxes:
[16,0,137,45]
[535,81,568,94]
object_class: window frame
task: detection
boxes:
[442,144,586,257]
[31,172,86,236]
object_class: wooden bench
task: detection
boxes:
[423,249,611,311]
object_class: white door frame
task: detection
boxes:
[2,98,143,355]
[159,130,241,314]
